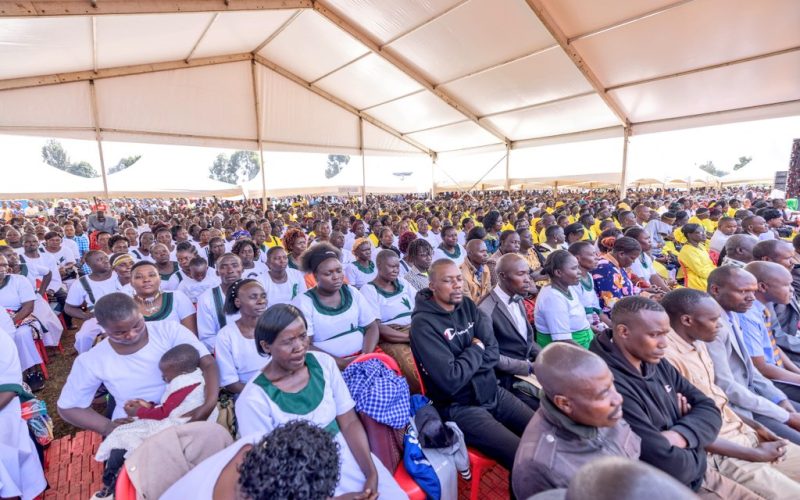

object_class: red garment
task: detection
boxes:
[136,383,200,420]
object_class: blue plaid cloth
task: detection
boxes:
[68,235,91,275]
[343,358,410,429]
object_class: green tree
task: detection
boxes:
[41,139,99,178]
[697,160,728,177]
[108,155,142,174]
[68,160,99,178]
[41,139,70,171]
[208,151,260,184]
[733,156,752,171]
[325,154,351,179]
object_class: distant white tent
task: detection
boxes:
[104,157,243,198]
[720,163,774,186]
[0,161,104,199]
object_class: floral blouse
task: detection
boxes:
[592,254,640,314]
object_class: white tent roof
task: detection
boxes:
[720,163,775,186]
[0,0,797,164]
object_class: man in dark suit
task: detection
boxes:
[478,253,541,409]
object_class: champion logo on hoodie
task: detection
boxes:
[664,384,672,393]
[443,322,474,341]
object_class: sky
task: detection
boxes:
[0,114,797,195]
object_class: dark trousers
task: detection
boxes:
[754,398,800,445]
[50,288,72,328]
[442,387,534,470]
[102,448,126,491]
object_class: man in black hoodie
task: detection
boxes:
[410,259,533,470]
[590,296,759,498]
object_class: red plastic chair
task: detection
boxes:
[410,352,500,500]
[115,466,136,500]
[352,352,401,375]
[393,460,426,500]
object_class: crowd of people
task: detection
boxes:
[2,185,800,499]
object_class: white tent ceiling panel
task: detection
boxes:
[0,81,92,129]
[362,121,423,154]
[408,121,501,152]
[259,10,369,83]
[192,10,299,60]
[539,0,680,39]
[387,0,554,85]
[322,0,465,45]
[366,91,465,133]
[573,0,800,88]
[99,131,256,151]
[96,13,212,69]
[315,53,423,110]
[440,46,592,117]
[0,17,92,80]
[258,64,359,151]
[611,50,800,123]
[486,93,620,141]
[96,62,256,141]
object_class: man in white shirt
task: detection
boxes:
[65,251,123,353]
[477,253,540,410]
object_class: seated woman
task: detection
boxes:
[534,250,594,348]
[344,237,377,289]
[592,236,643,315]
[432,225,466,267]
[129,261,197,335]
[624,226,672,293]
[295,243,378,369]
[568,241,610,333]
[282,228,307,271]
[57,293,218,500]
[162,420,341,500]
[0,254,44,389]
[375,227,401,258]
[263,246,307,305]
[487,229,521,287]
[215,279,270,395]
[678,223,716,291]
[403,238,433,292]
[234,304,406,498]
[232,239,268,281]
[205,237,227,269]
[360,249,421,393]
[397,231,418,278]
[110,252,134,289]
[0,319,47,500]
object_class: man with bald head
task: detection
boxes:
[720,234,756,268]
[707,266,800,444]
[410,258,533,472]
[740,261,800,404]
[459,238,491,303]
[512,343,638,498]
[478,253,541,409]
[753,238,800,364]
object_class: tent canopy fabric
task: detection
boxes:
[0,0,797,161]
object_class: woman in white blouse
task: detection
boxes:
[215,279,269,395]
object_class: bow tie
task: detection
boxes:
[508,294,523,304]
